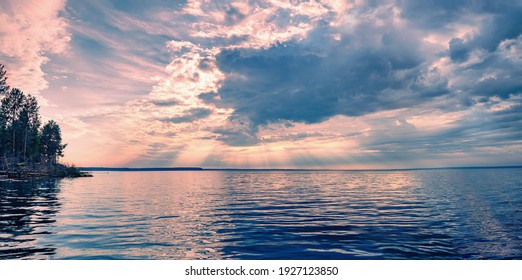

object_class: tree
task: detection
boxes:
[0,101,4,161]
[0,64,7,159]
[0,64,9,95]
[40,120,67,164]
[19,95,41,161]
[1,88,27,158]
[1,63,69,171]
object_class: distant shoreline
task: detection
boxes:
[79,165,522,172]
[80,167,203,172]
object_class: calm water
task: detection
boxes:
[1,169,522,259]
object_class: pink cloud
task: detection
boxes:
[0,0,70,97]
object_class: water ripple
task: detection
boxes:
[1,169,522,259]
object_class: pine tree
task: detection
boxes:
[40,120,66,164]
[0,64,9,95]
[19,95,41,161]
[0,64,7,159]
[1,88,26,158]
[1,63,70,173]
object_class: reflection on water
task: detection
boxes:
[0,179,61,259]
[1,169,522,259]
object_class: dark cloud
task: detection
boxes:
[398,0,519,29]
[447,35,522,104]
[212,115,259,146]
[209,27,446,145]
[404,0,522,63]
[449,38,469,62]
[150,99,178,107]
[224,6,245,25]
[213,43,431,125]
[161,107,212,123]
[213,128,259,146]
[202,1,522,149]
[398,0,474,28]
[197,91,219,102]
[108,0,187,14]
[468,7,522,52]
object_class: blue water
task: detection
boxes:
[1,169,522,259]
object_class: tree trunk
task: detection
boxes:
[12,130,15,156]
[23,126,27,162]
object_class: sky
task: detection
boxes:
[0,0,521,169]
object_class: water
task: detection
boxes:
[1,169,522,259]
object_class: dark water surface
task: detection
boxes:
[1,169,522,259]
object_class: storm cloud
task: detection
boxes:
[200,0,522,150]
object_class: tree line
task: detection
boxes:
[0,63,66,171]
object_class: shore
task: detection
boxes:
[0,166,92,182]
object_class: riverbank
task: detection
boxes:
[0,164,92,182]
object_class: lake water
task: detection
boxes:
[1,169,522,259]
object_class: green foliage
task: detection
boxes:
[0,63,66,169]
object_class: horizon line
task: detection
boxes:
[78,165,522,172]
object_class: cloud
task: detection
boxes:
[193,0,522,152]
[398,0,476,28]
[124,142,186,167]
[212,115,260,146]
[0,0,70,97]
[150,99,179,107]
[208,23,445,144]
[261,131,330,143]
[6,0,521,168]
[449,38,469,62]
[161,107,213,123]
[444,34,522,110]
